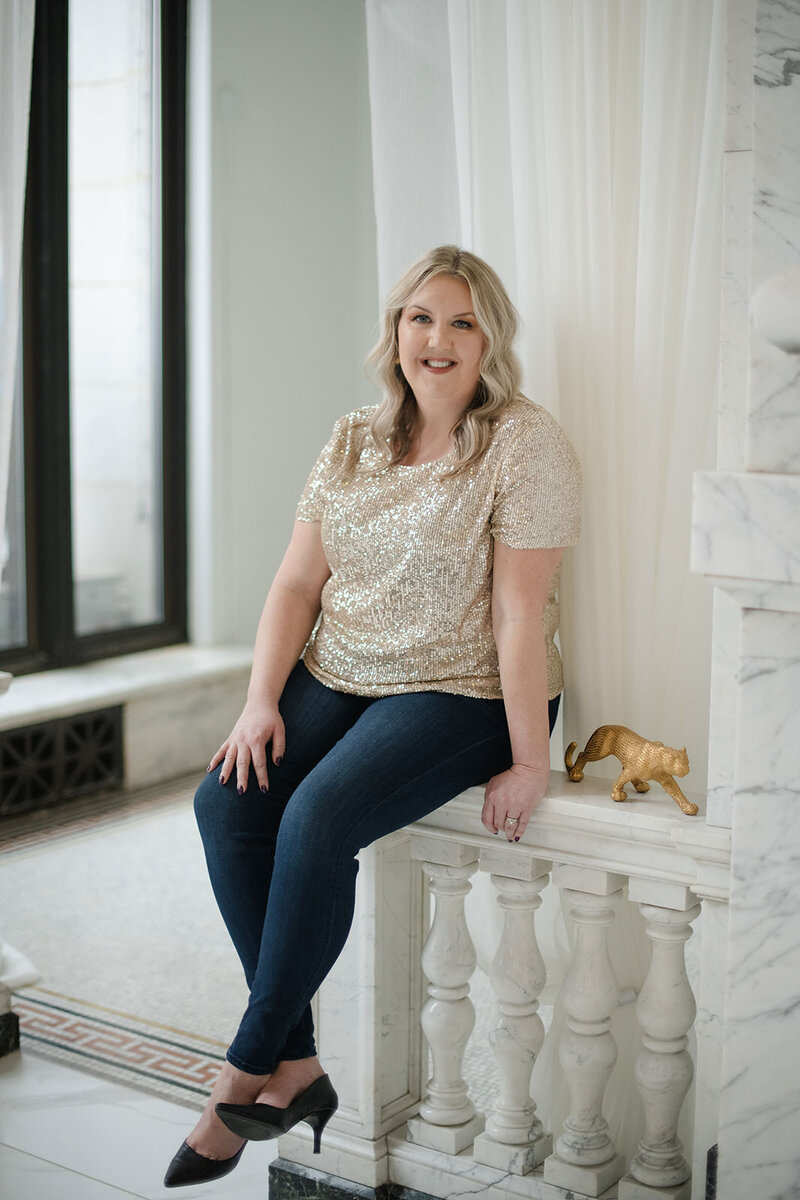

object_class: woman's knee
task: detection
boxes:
[193,770,232,834]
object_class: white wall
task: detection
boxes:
[188,0,378,645]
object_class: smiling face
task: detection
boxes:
[396,274,485,414]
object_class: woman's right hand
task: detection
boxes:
[208,700,286,794]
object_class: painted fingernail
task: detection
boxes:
[260,785,267,794]
[206,764,213,772]
[237,785,245,795]
[275,756,283,766]
[514,836,521,843]
[219,774,225,785]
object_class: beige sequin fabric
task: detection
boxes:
[297,397,581,700]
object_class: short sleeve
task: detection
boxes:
[490,408,582,548]
[296,417,346,522]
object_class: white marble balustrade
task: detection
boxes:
[276,770,730,1200]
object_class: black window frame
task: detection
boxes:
[2,0,187,676]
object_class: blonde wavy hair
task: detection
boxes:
[364,245,523,473]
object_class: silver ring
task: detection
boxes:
[504,816,520,825]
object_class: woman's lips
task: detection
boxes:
[421,358,457,373]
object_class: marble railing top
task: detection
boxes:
[0,673,11,697]
[410,771,731,902]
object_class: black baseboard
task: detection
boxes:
[706,1143,718,1200]
[269,1158,438,1200]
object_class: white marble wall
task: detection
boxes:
[705,0,800,832]
[692,1,800,1197]
[692,471,800,583]
[717,609,800,1199]
[748,0,800,472]
[718,0,756,474]
[705,0,758,831]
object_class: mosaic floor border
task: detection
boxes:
[12,989,220,1110]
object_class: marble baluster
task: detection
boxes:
[472,866,552,1174]
[618,899,700,1200]
[406,856,485,1154]
[544,865,625,1197]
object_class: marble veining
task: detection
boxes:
[725,0,757,151]
[716,603,800,1199]
[748,0,800,472]
[691,470,800,583]
[704,590,739,830]
[704,576,800,613]
[718,148,753,472]
[754,0,800,88]
[734,608,800,799]
[690,899,729,1194]
[718,797,800,1200]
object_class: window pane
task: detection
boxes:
[68,0,163,636]
[0,323,27,652]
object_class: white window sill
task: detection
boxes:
[0,644,252,731]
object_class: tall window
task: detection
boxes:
[0,0,186,673]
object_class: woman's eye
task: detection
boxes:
[410,314,430,323]
[454,319,472,329]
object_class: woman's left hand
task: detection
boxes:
[481,763,550,841]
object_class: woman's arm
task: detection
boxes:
[211,520,331,792]
[481,542,564,840]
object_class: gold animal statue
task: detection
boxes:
[564,725,697,816]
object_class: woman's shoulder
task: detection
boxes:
[324,404,378,449]
[333,404,378,432]
[490,395,574,452]
[490,396,580,481]
[493,395,561,436]
[317,404,378,458]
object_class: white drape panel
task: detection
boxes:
[0,0,36,578]
[366,0,723,789]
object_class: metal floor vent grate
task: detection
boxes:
[0,707,123,819]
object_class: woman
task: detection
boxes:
[164,246,581,1187]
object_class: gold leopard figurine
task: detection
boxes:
[564,725,697,816]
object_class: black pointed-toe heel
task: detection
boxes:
[216,1073,338,1153]
[163,1138,246,1188]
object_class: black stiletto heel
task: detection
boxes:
[216,1074,338,1152]
[305,1105,338,1153]
[163,1139,246,1188]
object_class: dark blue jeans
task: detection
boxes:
[194,661,560,1074]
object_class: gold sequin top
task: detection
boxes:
[296,397,581,700]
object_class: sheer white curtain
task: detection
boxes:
[367,0,724,1163]
[0,0,36,595]
[366,0,723,787]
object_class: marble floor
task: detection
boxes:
[0,1049,277,1200]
